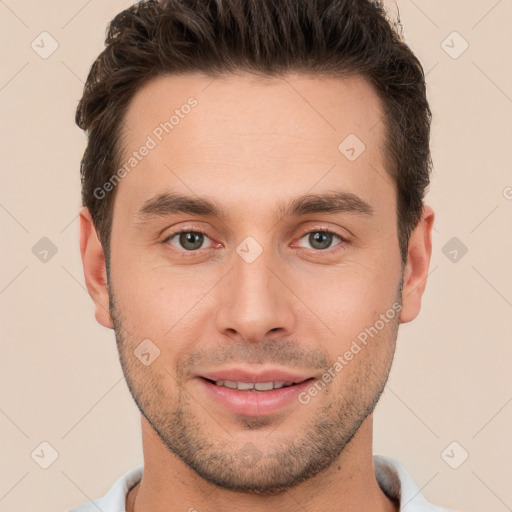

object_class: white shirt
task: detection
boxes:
[69,455,455,511]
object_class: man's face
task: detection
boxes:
[106,72,404,493]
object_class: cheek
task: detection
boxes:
[111,262,214,357]
[295,260,400,335]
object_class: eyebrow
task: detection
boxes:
[134,190,374,224]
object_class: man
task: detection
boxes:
[72,0,453,510]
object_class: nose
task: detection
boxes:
[214,244,297,343]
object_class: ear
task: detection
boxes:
[400,205,435,324]
[79,207,114,329]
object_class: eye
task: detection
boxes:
[296,229,347,252]
[164,230,212,252]
[162,227,348,255]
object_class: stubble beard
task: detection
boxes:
[108,277,401,495]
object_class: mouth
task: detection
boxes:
[194,369,316,417]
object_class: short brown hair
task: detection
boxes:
[76,0,432,268]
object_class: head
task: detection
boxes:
[78,0,434,495]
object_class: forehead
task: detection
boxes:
[122,71,386,149]
[115,71,393,221]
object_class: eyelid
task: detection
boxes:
[297,225,350,241]
[162,222,210,238]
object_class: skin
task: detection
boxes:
[80,72,434,512]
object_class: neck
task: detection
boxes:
[127,415,397,512]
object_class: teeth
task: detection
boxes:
[254,382,273,391]
[213,380,294,390]
[238,382,255,390]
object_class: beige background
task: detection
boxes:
[1,1,511,511]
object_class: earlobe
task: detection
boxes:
[399,205,435,324]
[79,207,114,329]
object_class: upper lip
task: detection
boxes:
[196,367,314,384]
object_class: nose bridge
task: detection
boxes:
[214,236,296,341]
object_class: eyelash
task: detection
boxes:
[162,226,349,256]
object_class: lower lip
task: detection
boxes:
[196,378,315,417]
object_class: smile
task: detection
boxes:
[210,380,295,391]
[196,373,316,417]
